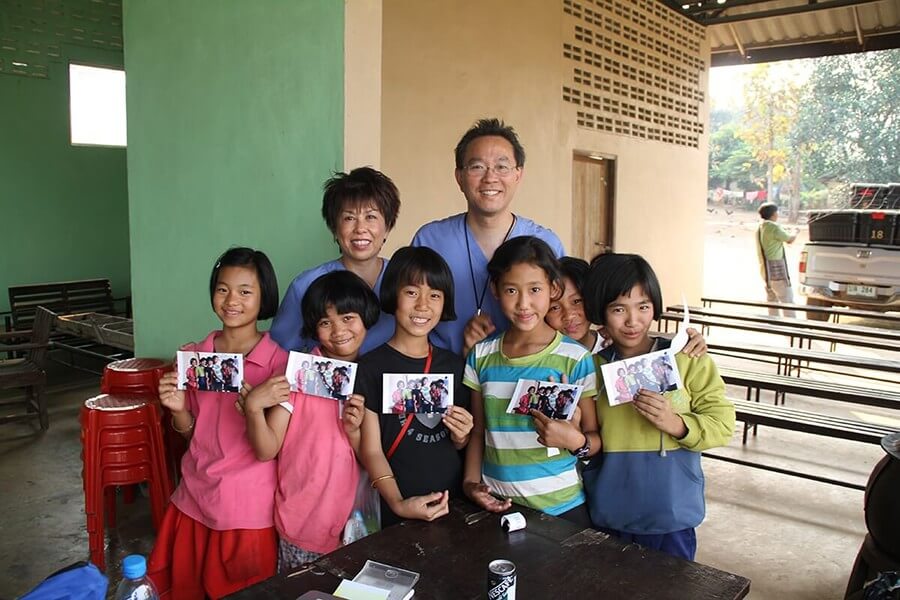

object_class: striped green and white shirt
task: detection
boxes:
[464,331,597,515]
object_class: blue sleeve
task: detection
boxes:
[270,279,304,352]
[548,232,565,257]
[410,225,426,247]
[532,225,565,258]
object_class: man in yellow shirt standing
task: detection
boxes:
[757,202,798,317]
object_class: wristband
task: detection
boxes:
[568,435,590,459]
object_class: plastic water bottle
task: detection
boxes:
[342,509,368,545]
[114,555,159,600]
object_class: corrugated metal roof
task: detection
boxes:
[661,0,900,64]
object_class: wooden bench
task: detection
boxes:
[660,312,900,354]
[720,366,900,410]
[667,305,900,343]
[701,296,900,325]
[731,398,896,445]
[708,342,900,385]
[6,279,129,332]
[697,398,898,491]
[6,279,132,370]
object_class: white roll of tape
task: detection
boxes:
[500,512,526,533]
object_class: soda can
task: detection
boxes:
[487,559,516,600]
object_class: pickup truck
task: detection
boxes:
[799,191,900,315]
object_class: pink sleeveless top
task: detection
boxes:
[171,331,287,530]
[274,348,360,553]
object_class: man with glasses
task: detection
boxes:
[411,118,564,354]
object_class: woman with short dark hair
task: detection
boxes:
[270,167,401,354]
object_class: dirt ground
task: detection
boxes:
[703,206,809,301]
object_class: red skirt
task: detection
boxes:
[147,504,277,599]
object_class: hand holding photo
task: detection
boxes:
[286,351,358,401]
[382,374,454,414]
[505,379,583,421]
[600,347,683,407]
[176,351,243,393]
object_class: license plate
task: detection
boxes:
[847,284,877,298]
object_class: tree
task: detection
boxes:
[796,49,900,185]
[737,64,802,213]
[708,120,759,190]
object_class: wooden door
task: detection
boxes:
[572,153,613,260]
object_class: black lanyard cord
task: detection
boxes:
[463,213,517,316]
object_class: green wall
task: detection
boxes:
[0,2,130,314]
[123,1,344,358]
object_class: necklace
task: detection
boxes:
[463,213,517,316]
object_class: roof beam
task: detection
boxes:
[729,23,747,58]
[711,30,900,66]
[852,6,865,46]
[701,0,884,26]
[684,0,785,17]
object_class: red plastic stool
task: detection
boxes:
[100,358,185,493]
[80,394,173,571]
[100,358,169,396]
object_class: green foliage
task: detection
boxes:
[709,49,900,196]
[797,50,900,183]
[709,119,758,189]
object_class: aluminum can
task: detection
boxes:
[487,559,516,600]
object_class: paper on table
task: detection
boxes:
[333,579,390,600]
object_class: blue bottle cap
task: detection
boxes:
[122,554,147,579]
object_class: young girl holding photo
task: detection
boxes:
[240,270,380,572]
[581,253,735,560]
[150,247,287,599]
[356,246,475,528]
[463,237,600,526]
[546,256,708,358]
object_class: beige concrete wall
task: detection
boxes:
[381,0,710,305]
[344,0,382,169]
[381,0,566,252]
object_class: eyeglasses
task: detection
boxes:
[463,163,518,177]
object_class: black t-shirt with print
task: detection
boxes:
[356,343,471,527]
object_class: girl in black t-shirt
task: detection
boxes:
[357,247,474,527]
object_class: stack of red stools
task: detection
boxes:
[100,358,187,483]
[80,393,173,570]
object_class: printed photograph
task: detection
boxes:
[381,374,454,414]
[176,351,243,393]
[286,351,358,401]
[600,348,684,407]
[505,379,584,421]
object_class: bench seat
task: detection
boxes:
[721,367,900,410]
[732,398,896,445]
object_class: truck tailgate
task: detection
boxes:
[804,245,900,284]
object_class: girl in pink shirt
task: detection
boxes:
[242,270,381,572]
[149,247,287,600]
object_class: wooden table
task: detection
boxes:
[227,501,751,599]
[55,312,134,351]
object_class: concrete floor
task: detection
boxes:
[1,341,896,598]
